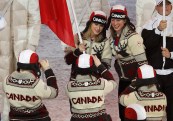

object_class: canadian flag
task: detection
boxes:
[39,0,75,47]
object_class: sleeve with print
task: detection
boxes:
[109,37,116,56]
[102,39,112,59]
[103,79,117,96]
[34,79,57,99]
[119,92,138,107]
[101,39,112,68]
[128,34,147,63]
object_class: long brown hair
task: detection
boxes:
[81,21,107,42]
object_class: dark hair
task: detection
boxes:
[17,62,41,78]
[82,20,91,34]
[109,17,136,40]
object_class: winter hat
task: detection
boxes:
[109,5,128,19]
[135,64,157,87]
[89,10,107,25]
[76,53,94,68]
[156,0,172,5]
[106,5,128,29]
[18,50,39,64]
[137,64,156,79]
[17,49,41,77]
[125,104,147,120]
[82,10,107,41]
[0,16,7,31]
[75,53,94,75]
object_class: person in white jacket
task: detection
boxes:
[0,0,41,120]
[136,0,156,34]
[136,0,173,34]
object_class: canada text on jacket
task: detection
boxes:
[6,93,38,102]
[144,105,166,112]
[72,96,103,104]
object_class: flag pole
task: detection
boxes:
[162,0,166,69]
[69,0,83,44]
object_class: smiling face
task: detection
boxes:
[110,18,126,35]
[156,2,172,16]
[90,22,104,36]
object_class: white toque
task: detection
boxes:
[137,64,156,79]
[18,49,39,64]
[76,53,93,68]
